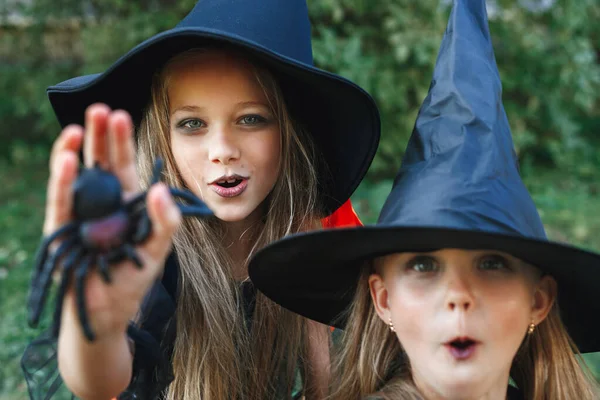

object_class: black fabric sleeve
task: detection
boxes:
[117,252,179,400]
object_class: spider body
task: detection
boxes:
[80,212,130,251]
[27,159,212,341]
[73,166,122,220]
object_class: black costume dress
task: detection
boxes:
[22,253,302,400]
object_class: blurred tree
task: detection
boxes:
[308,0,600,179]
[0,0,598,177]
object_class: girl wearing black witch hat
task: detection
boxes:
[21,1,379,399]
[249,1,600,399]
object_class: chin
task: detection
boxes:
[434,374,490,399]
[212,207,255,223]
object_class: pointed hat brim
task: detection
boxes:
[249,226,600,353]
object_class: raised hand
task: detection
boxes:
[27,104,210,342]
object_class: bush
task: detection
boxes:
[1,0,599,178]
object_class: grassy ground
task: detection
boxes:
[0,158,49,399]
[1,160,599,398]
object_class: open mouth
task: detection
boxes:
[445,337,478,360]
[216,178,243,188]
[210,176,248,198]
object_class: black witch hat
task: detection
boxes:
[46,0,380,214]
[249,0,600,353]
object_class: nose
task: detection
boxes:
[208,125,240,165]
[445,270,475,312]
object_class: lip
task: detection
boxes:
[443,336,480,361]
[210,178,248,198]
[208,174,248,185]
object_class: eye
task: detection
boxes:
[239,114,267,125]
[177,119,205,130]
[478,254,511,271]
[407,255,439,273]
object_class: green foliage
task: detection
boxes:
[1,162,599,399]
[0,0,600,398]
[2,0,599,176]
[0,159,50,398]
[0,0,197,162]
[308,0,600,179]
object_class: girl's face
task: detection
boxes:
[167,51,281,223]
[369,249,555,399]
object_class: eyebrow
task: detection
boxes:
[237,101,270,108]
[171,101,270,115]
[171,105,205,114]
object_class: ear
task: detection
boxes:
[531,275,557,325]
[368,273,390,324]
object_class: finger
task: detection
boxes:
[49,125,84,170]
[139,184,181,271]
[45,126,83,234]
[108,110,140,193]
[83,104,111,169]
[44,151,79,235]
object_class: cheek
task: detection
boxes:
[484,283,532,344]
[250,129,281,178]
[388,285,432,348]
[169,136,206,194]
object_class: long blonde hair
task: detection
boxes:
[330,265,600,400]
[136,47,323,399]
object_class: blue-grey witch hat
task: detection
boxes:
[46,0,380,214]
[249,0,600,353]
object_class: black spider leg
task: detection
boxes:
[124,193,152,244]
[74,254,96,341]
[107,243,144,269]
[28,235,78,327]
[123,157,164,244]
[151,158,164,183]
[29,222,77,301]
[168,188,213,217]
[97,253,112,283]
[124,187,211,245]
[51,246,83,338]
[131,206,153,245]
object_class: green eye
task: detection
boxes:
[176,119,205,131]
[479,255,509,271]
[407,256,439,273]
[183,119,204,129]
[240,115,266,125]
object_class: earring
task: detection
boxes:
[389,317,395,333]
[528,320,536,335]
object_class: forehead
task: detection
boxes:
[164,50,269,105]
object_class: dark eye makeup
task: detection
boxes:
[402,252,513,274]
[478,254,512,271]
[239,114,268,125]
[176,118,205,131]
[406,255,440,273]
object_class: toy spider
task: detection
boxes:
[27,158,213,341]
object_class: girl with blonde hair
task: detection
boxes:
[249,1,600,399]
[22,1,379,399]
